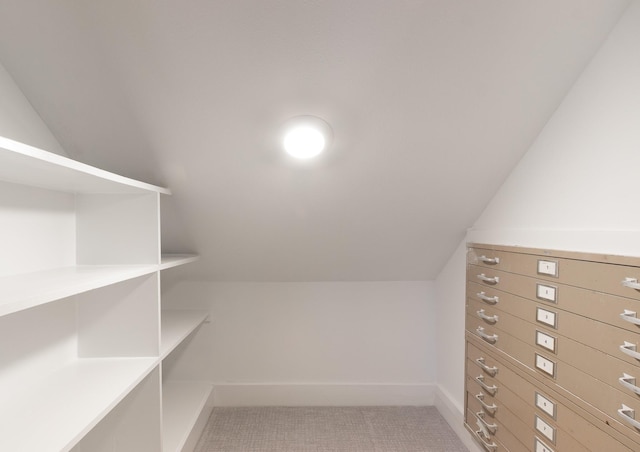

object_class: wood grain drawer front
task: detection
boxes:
[467,391,532,452]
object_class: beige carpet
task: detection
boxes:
[194,406,468,452]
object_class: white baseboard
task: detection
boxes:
[210,382,436,407]
[433,385,483,452]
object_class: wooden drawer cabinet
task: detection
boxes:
[465,244,640,451]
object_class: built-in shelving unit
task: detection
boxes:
[0,136,208,452]
[161,310,213,451]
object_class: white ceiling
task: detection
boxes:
[0,0,630,281]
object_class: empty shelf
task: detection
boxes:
[161,310,209,359]
[0,357,158,452]
[0,135,170,194]
[160,254,200,270]
[162,380,213,452]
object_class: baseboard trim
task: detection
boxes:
[210,382,436,407]
[433,385,483,452]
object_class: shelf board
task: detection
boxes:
[0,357,158,452]
[0,265,158,318]
[160,254,200,270]
[161,310,209,359]
[162,380,213,452]
[0,135,170,195]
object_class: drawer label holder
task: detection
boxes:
[535,354,556,378]
[536,283,557,303]
[536,307,557,329]
[536,330,557,353]
[535,392,556,419]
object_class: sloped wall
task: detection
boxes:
[435,0,640,424]
[0,62,66,155]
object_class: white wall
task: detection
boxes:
[162,280,436,406]
[0,61,66,155]
[435,0,640,423]
[469,1,640,254]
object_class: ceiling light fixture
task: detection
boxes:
[282,116,332,160]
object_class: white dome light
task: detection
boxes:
[284,126,325,159]
[281,116,332,160]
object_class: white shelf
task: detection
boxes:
[161,254,200,270]
[162,380,213,452]
[0,135,170,194]
[0,265,158,318]
[161,310,209,359]
[0,135,203,449]
[0,357,158,452]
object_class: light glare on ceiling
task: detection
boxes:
[284,126,325,159]
[281,116,332,160]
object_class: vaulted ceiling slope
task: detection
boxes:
[0,1,630,281]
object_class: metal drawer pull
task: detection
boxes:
[619,341,640,360]
[622,277,640,290]
[477,274,499,284]
[476,357,498,376]
[477,327,498,343]
[477,292,499,304]
[477,309,499,323]
[474,428,498,452]
[475,393,498,414]
[475,375,498,395]
[620,309,640,326]
[618,404,640,430]
[479,255,500,265]
[476,411,498,434]
[619,373,640,395]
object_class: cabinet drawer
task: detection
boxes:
[468,390,531,451]
[468,247,560,280]
[468,281,559,329]
[466,339,501,378]
[470,324,640,442]
[467,247,514,274]
[467,332,640,451]
[465,412,510,452]
[468,282,640,363]
[467,267,640,333]
[467,305,640,396]
[469,244,640,301]
[476,373,615,451]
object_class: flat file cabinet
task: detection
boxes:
[464,244,640,451]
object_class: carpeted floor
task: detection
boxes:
[194,406,468,452]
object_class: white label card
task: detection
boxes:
[535,415,555,442]
[535,392,556,418]
[536,330,557,353]
[537,260,558,277]
[536,308,557,328]
[537,284,557,303]
[535,354,555,377]
[535,437,554,452]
